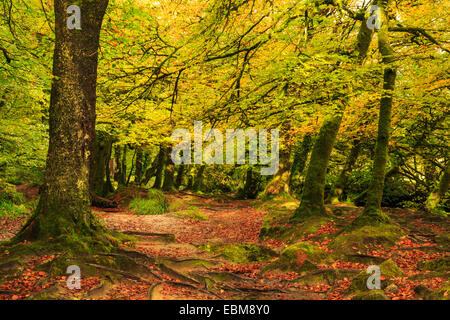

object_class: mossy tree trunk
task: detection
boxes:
[437,160,450,202]
[333,139,361,201]
[153,146,166,189]
[424,159,437,189]
[239,166,263,199]
[186,165,194,189]
[263,146,290,197]
[142,149,160,185]
[114,145,127,186]
[91,131,113,197]
[104,158,115,194]
[175,165,185,189]
[162,148,176,191]
[292,11,374,221]
[15,0,110,242]
[292,113,343,219]
[134,148,143,185]
[192,165,205,192]
[356,70,396,225]
[426,159,450,210]
[289,134,313,197]
[125,149,136,186]
[121,145,128,185]
[354,0,397,226]
[140,151,151,181]
[114,145,123,184]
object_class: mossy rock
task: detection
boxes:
[330,224,403,255]
[413,283,450,300]
[198,244,277,264]
[348,259,404,293]
[296,268,357,285]
[351,290,388,300]
[435,232,450,248]
[0,257,23,276]
[409,271,448,281]
[259,215,332,243]
[430,283,450,300]
[418,257,450,272]
[261,242,332,274]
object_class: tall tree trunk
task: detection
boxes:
[354,0,397,226]
[186,166,194,190]
[175,165,185,189]
[332,139,361,202]
[121,145,127,185]
[142,149,161,185]
[162,163,176,192]
[437,161,450,202]
[126,149,136,186]
[426,159,450,210]
[134,148,143,185]
[91,131,112,197]
[289,133,313,198]
[104,158,115,194]
[193,165,205,192]
[292,113,343,219]
[15,0,110,241]
[240,166,263,199]
[263,147,290,197]
[162,147,176,191]
[153,146,166,189]
[292,12,374,221]
[114,145,123,184]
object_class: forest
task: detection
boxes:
[0,0,448,302]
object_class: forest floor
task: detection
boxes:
[0,190,448,300]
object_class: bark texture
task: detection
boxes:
[292,9,374,221]
[16,0,110,241]
[292,113,343,219]
[289,134,313,197]
[355,0,397,226]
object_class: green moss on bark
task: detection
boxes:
[292,114,343,221]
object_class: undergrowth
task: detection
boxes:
[129,189,169,215]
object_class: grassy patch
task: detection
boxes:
[130,189,169,215]
[172,206,208,221]
[0,201,30,218]
[0,183,34,218]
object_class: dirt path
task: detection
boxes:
[91,193,325,300]
[99,194,267,245]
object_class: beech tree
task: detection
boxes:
[353,0,397,226]
[292,4,374,221]
[15,0,110,242]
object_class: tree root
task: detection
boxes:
[91,193,118,208]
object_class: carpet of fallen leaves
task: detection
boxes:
[0,193,448,300]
